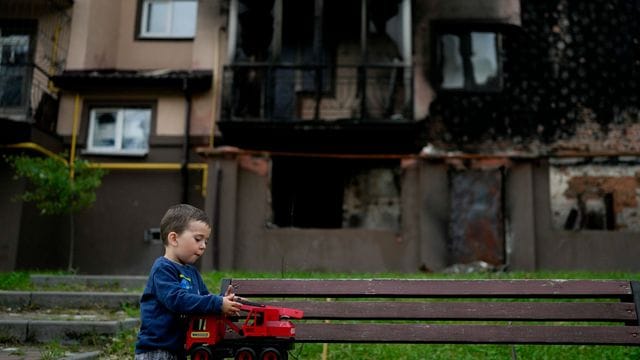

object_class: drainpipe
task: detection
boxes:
[69,93,81,177]
[182,78,193,204]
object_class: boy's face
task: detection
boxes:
[165,220,211,265]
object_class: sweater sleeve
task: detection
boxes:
[152,264,222,314]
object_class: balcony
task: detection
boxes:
[221,63,413,123]
[218,63,422,153]
[0,3,71,138]
[0,64,56,128]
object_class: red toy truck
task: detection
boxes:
[185,300,303,360]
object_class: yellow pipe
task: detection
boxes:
[69,94,81,179]
[5,141,208,197]
[88,162,205,170]
[4,142,68,164]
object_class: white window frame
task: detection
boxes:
[139,0,198,39]
[86,107,151,156]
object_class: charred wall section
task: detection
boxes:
[425,0,640,153]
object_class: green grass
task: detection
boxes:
[1,270,639,359]
[0,271,32,290]
[288,343,640,360]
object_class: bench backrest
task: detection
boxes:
[223,279,640,345]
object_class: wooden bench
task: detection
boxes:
[223,279,640,346]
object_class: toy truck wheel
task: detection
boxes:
[234,347,256,360]
[190,345,213,360]
[259,347,285,360]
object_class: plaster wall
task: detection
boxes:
[504,162,536,271]
[115,0,192,69]
[417,161,449,271]
[66,0,120,69]
[208,155,423,273]
[66,0,222,70]
[533,161,640,271]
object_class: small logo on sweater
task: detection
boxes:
[179,274,192,290]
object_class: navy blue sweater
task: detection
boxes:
[135,257,223,355]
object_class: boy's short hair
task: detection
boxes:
[160,204,211,245]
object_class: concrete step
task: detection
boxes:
[30,274,147,290]
[0,317,139,343]
[1,306,139,344]
[0,291,140,310]
[1,277,144,351]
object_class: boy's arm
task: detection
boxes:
[153,266,221,314]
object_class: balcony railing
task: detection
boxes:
[0,63,59,132]
[0,6,70,133]
[221,63,414,123]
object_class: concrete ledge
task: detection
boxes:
[0,291,31,308]
[30,292,140,309]
[0,291,140,310]
[0,320,28,342]
[30,275,147,290]
[0,318,139,343]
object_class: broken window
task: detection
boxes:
[269,157,400,230]
[86,106,152,156]
[435,27,502,92]
[549,161,640,232]
[563,193,616,231]
[226,0,411,121]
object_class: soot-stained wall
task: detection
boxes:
[425,0,640,154]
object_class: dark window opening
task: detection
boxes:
[564,193,616,231]
[271,157,344,228]
[434,27,503,92]
[270,157,400,229]
[0,20,35,108]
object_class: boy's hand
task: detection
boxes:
[222,285,242,316]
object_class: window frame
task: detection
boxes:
[431,22,504,93]
[85,105,153,157]
[138,0,198,40]
[0,20,36,110]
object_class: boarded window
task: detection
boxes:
[448,169,505,266]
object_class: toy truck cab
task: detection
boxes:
[186,301,303,360]
[242,306,300,338]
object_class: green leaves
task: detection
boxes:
[5,154,107,215]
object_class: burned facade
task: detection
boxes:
[1,0,639,273]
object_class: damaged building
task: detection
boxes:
[1,0,639,274]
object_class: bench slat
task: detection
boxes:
[230,279,632,298]
[263,301,637,322]
[294,324,640,345]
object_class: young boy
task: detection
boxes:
[135,204,241,360]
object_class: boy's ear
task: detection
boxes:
[167,231,179,246]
